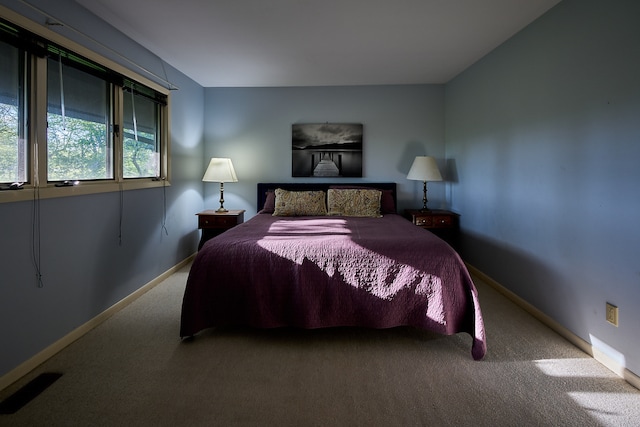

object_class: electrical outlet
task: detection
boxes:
[606,303,618,327]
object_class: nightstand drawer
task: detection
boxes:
[430,215,454,228]
[196,210,245,250]
[412,213,455,228]
[414,216,433,227]
[198,215,240,228]
[404,209,460,250]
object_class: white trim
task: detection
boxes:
[0,178,172,204]
[0,254,195,393]
[467,263,640,391]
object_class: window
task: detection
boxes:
[123,84,163,179]
[47,53,112,181]
[0,15,170,199]
[0,38,27,184]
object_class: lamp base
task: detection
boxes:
[217,182,227,213]
[420,181,430,212]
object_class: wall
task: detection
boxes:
[0,0,204,379]
[204,85,446,216]
[445,0,640,376]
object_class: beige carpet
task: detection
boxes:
[1,264,639,426]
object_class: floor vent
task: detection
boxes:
[0,372,63,414]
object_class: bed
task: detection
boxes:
[180,182,486,360]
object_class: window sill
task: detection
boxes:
[0,179,171,204]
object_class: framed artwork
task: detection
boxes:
[292,123,363,177]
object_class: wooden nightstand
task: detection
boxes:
[404,209,460,249]
[196,209,245,250]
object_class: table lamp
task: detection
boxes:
[406,155,442,212]
[202,158,238,212]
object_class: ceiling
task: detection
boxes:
[74,0,561,88]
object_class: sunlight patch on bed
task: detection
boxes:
[258,219,445,320]
[268,218,351,234]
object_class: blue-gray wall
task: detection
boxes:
[204,85,447,216]
[0,0,204,378]
[446,0,640,375]
[3,0,639,383]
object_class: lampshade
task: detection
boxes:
[406,156,442,182]
[202,158,238,183]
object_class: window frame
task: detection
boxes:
[0,7,171,204]
[121,82,166,180]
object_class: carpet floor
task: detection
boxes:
[1,263,639,426]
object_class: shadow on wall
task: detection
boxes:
[445,158,458,183]
[178,230,199,258]
[458,230,582,334]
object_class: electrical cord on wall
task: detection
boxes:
[31,185,44,288]
[161,178,169,236]
[118,182,124,246]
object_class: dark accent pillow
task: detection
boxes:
[260,190,276,214]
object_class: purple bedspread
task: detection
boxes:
[180,213,486,360]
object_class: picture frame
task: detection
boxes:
[292,123,363,177]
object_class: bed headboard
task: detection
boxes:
[257,182,397,213]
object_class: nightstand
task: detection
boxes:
[196,209,245,250]
[404,209,460,249]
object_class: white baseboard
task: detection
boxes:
[0,254,195,393]
[466,263,640,391]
